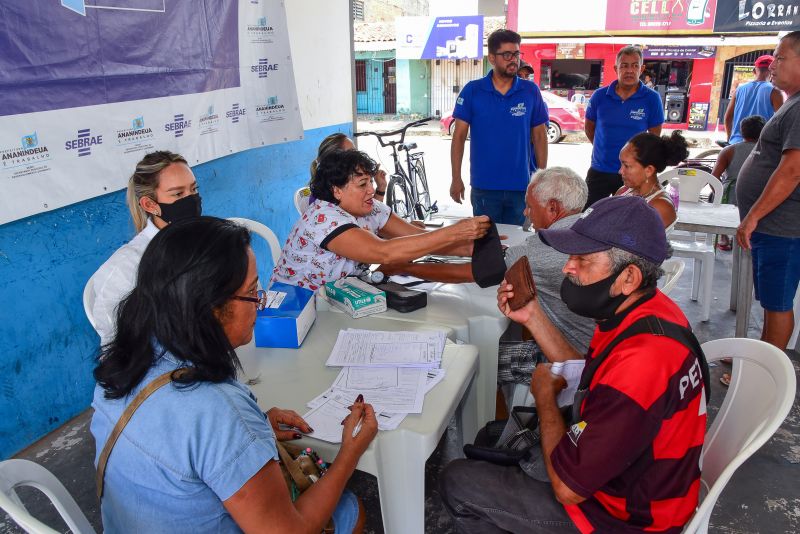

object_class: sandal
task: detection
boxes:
[720,357,732,365]
[720,373,731,387]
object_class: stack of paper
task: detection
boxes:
[304,329,448,442]
[550,360,585,407]
[325,328,446,368]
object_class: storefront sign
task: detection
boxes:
[713,0,800,32]
[642,45,717,59]
[605,0,718,32]
[727,65,757,98]
[515,0,606,34]
[556,43,586,59]
[688,102,710,130]
[396,16,484,60]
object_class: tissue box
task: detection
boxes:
[324,277,386,318]
[254,283,316,348]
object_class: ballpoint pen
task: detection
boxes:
[352,393,365,437]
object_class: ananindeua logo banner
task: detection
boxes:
[0,0,302,225]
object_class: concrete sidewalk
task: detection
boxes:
[356,114,724,148]
[2,248,799,533]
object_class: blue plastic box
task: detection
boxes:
[254,283,316,348]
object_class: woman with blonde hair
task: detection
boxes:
[89,150,201,344]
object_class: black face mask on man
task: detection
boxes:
[156,194,202,224]
[559,269,629,320]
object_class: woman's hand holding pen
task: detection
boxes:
[341,393,378,458]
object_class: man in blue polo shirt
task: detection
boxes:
[450,29,549,225]
[584,46,664,208]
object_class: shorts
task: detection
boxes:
[331,489,360,533]
[751,232,800,312]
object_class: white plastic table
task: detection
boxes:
[330,221,532,427]
[236,310,479,534]
[675,202,753,337]
[319,282,506,429]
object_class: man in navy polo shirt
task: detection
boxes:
[584,46,664,208]
[450,29,549,225]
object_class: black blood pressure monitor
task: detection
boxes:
[359,270,427,313]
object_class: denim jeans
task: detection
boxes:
[751,232,800,311]
[439,459,579,533]
[470,187,527,225]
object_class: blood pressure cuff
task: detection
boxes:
[471,221,506,288]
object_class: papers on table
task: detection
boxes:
[550,359,585,408]
[325,329,446,368]
[304,329,448,442]
[302,392,355,444]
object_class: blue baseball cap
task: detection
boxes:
[538,196,668,264]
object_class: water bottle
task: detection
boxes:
[667,178,680,210]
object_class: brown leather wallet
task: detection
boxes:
[505,256,536,311]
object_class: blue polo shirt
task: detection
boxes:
[454,71,549,191]
[586,81,664,173]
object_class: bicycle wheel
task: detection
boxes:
[695,148,721,159]
[385,175,412,219]
[410,155,432,218]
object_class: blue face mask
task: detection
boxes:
[559,269,628,320]
[157,194,202,224]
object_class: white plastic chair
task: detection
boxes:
[0,459,96,534]
[227,217,281,265]
[683,338,796,533]
[788,286,800,352]
[83,276,97,331]
[294,187,311,215]
[659,258,685,296]
[662,168,723,322]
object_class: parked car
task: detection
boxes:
[439,91,584,144]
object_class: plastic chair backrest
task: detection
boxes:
[294,187,311,215]
[83,276,97,330]
[788,285,800,351]
[683,338,796,533]
[226,217,281,265]
[658,258,684,295]
[660,168,722,205]
[0,459,96,534]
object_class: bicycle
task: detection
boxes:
[693,140,729,160]
[355,117,437,220]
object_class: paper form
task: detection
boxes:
[302,368,427,414]
[302,393,359,444]
[325,329,446,368]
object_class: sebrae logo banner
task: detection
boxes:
[0,0,302,225]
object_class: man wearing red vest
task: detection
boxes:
[440,196,707,533]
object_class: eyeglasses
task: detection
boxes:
[232,289,268,311]
[493,50,522,61]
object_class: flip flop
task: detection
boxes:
[720,373,731,387]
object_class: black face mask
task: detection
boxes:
[157,194,202,224]
[560,269,629,320]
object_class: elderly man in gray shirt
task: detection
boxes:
[736,31,800,350]
[378,167,595,400]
